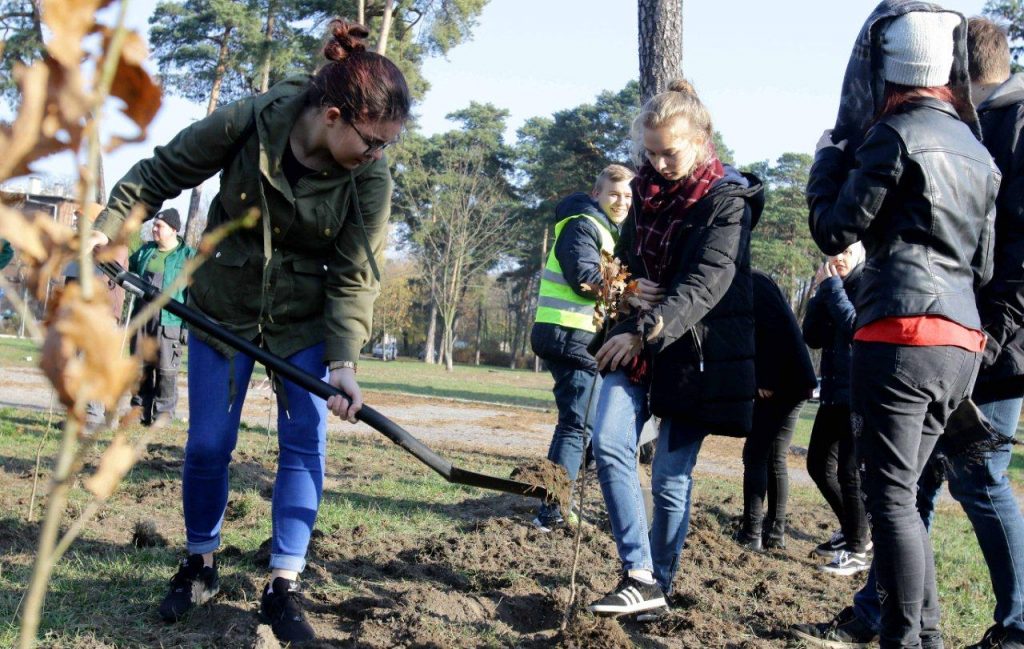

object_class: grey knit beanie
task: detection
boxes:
[881,11,962,87]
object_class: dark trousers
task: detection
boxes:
[853,342,980,649]
[131,325,185,422]
[741,396,804,543]
[806,402,870,552]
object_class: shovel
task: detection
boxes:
[97,260,550,501]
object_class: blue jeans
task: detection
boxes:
[858,396,1024,637]
[183,335,328,573]
[592,370,705,594]
[538,360,601,521]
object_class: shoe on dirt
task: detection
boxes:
[814,529,846,557]
[734,530,763,552]
[966,624,1024,649]
[820,550,871,576]
[259,577,315,643]
[635,604,670,622]
[790,606,878,648]
[763,536,786,550]
[158,554,219,622]
[588,574,667,617]
[531,515,564,532]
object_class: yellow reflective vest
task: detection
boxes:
[534,213,616,332]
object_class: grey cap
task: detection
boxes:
[881,12,963,87]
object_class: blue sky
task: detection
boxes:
[27,0,989,214]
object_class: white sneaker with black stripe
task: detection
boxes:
[820,549,871,576]
[588,575,667,617]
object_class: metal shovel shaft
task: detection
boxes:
[99,261,549,500]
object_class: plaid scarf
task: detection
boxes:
[633,153,725,284]
[625,151,724,385]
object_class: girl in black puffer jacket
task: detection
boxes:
[586,79,764,620]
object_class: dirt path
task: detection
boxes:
[0,366,813,487]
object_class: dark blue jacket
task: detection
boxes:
[802,264,861,406]
[973,74,1024,402]
[530,193,617,371]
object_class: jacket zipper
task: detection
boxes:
[690,326,704,372]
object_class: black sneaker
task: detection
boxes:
[967,625,1024,649]
[259,577,316,643]
[819,550,871,576]
[158,554,219,622]
[814,529,846,557]
[635,604,670,622]
[588,574,667,617]
[790,606,878,648]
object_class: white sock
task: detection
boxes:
[627,569,656,584]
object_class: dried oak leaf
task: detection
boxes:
[83,434,137,499]
[40,283,139,423]
[42,0,113,70]
[102,29,162,148]
[0,205,78,300]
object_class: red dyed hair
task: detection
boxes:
[307,19,411,124]
[877,83,972,123]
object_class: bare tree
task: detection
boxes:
[638,0,683,103]
[416,145,519,371]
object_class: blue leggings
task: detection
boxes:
[183,335,327,573]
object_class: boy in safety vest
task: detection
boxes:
[530,164,634,530]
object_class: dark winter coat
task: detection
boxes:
[609,166,764,437]
[531,193,618,372]
[972,74,1024,402]
[752,270,817,402]
[802,263,862,406]
[808,98,998,332]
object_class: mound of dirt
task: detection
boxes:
[556,615,633,649]
[130,519,167,548]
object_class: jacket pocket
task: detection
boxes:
[315,202,344,241]
[193,244,258,319]
[286,257,327,321]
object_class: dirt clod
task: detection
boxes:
[130,519,167,548]
[557,615,632,649]
[252,624,281,649]
[510,458,571,507]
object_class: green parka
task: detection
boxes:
[95,77,391,364]
[127,237,195,328]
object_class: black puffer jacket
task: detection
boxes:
[802,264,861,406]
[972,74,1024,401]
[752,270,818,402]
[808,98,998,331]
[609,167,764,436]
[531,193,617,371]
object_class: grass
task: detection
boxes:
[0,336,39,368]
[0,404,1009,647]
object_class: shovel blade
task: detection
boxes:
[448,466,550,500]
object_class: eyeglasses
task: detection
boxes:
[347,119,398,156]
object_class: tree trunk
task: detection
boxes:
[258,0,277,93]
[358,0,365,25]
[474,299,482,366]
[184,25,232,246]
[424,300,437,364]
[533,229,548,372]
[638,0,683,103]
[377,0,395,55]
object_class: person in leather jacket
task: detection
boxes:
[796,9,999,649]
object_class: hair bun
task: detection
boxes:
[324,19,369,62]
[667,78,697,96]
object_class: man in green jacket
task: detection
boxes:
[128,208,195,426]
[0,239,12,270]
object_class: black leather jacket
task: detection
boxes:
[808,98,998,331]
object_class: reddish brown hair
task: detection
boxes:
[878,82,972,123]
[307,19,411,124]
